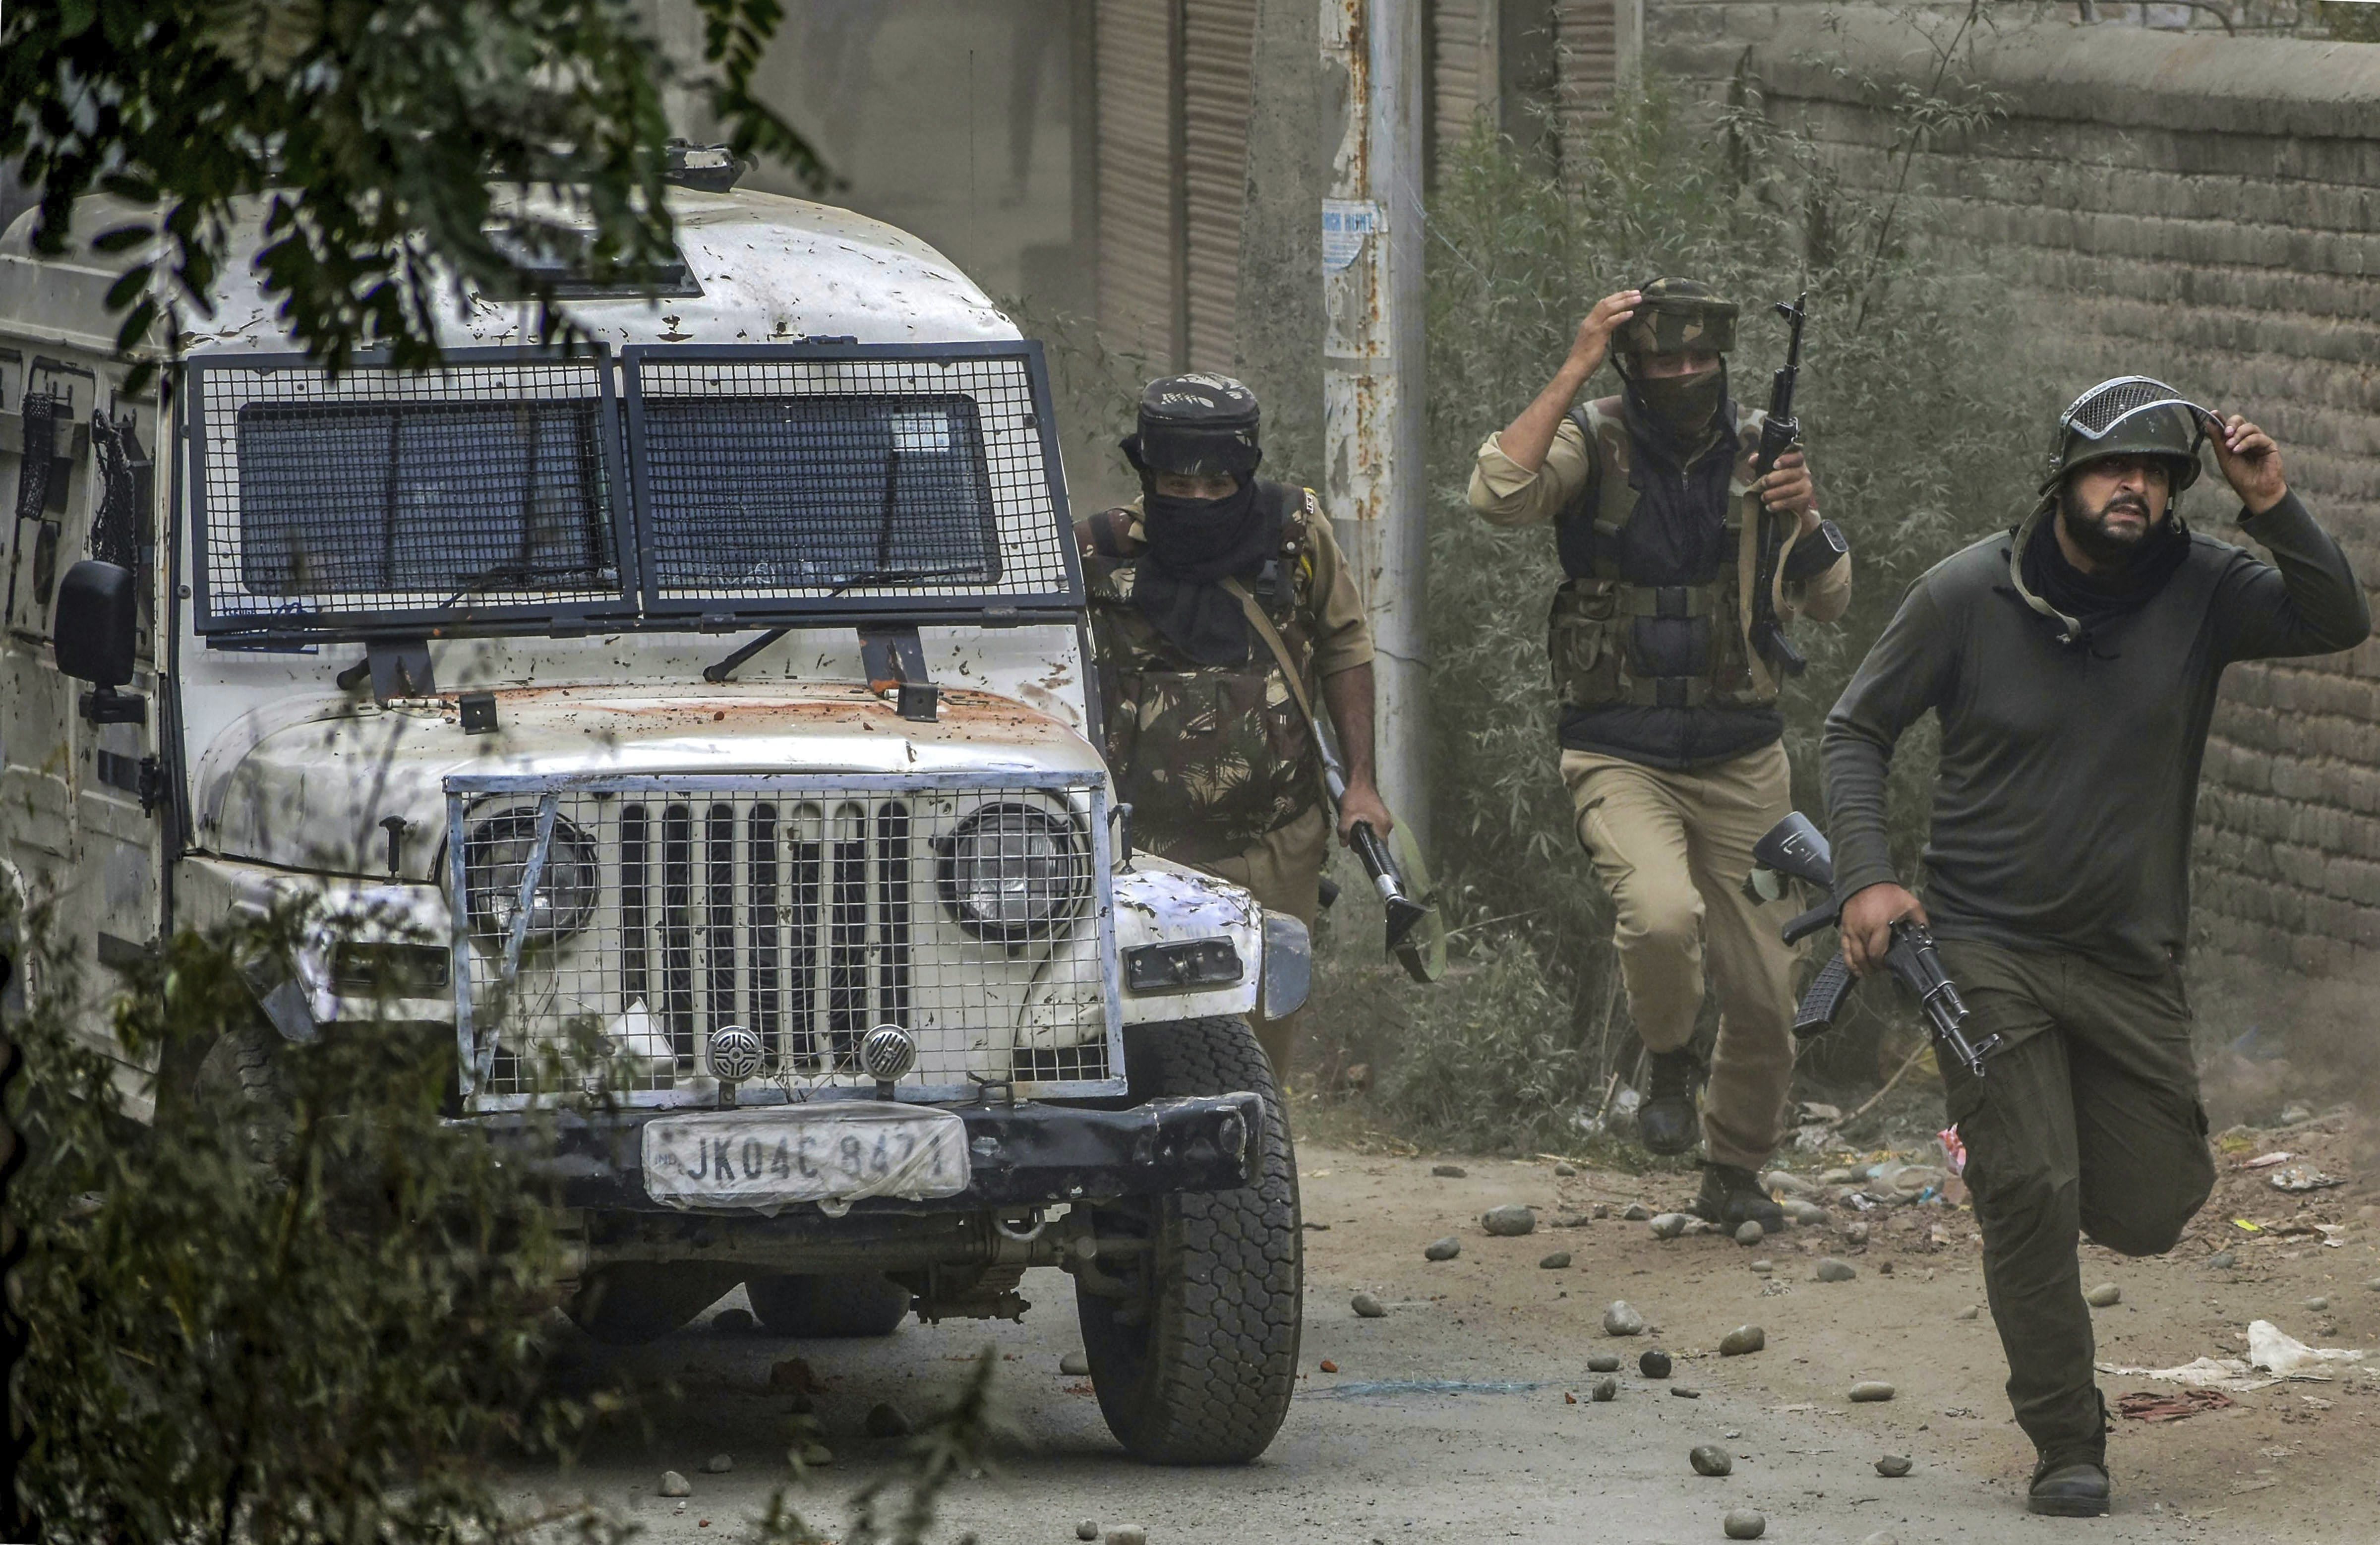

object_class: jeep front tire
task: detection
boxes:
[1074,1015,1301,1464]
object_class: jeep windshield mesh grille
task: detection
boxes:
[627,351,1071,609]
[194,357,624,629]
[637,393,1001,591]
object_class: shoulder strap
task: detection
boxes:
[1219,574,1335,809]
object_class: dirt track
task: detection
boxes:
[514,1110,2379,1544]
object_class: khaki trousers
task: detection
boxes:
[1561,741,1799,1171]
[1935,938,2214,1462]
[1177,804,1330,1081]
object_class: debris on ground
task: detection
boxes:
[2240,1151,2294,1170]
[1319,1360,1339,1373]
[2117,1388,2237,1422]
[796,1441,834,1466]
[1723,1506,1768,1539]
[1719,1325,1766,1357]
[1425,1236,1462,1261]
[1650,1212,1692,1240]
[1875,1454,1912,1477]
[1849,1380,1896,1402]
[769,1358,819,1392]
[1432,1164,1467,1178]
[1483,1204,1537,1236]
[1816,1258,1857,1283]
[1735,1221,1765,1246]
[2270,1167,2344,1192]
[1670,1385,1701,1398]
[1640,1349,1673,1379]
[2085,1283,2122,1308]
[2249,1319,2368,1375]
[1750,1259,1774,1276]
[1061,1351,1091,1376]
[1956,1305,1980,1320]
[1604,1301,1646,1336]
[1588,1354,1621,1372]
[1352,1291,1387,1318]
[1555,1162,1578,1176]
[1103,1527,1147,1545]
[702,1452,733,1474]
[1623,1202,1652,1221]
[1077,1524,1099,1542]
[1690,1443,1733,1475]
[660,1471,693,1497]
[1591,1376,1618,1401]
[865,1403,912,1438]
[1784,1199,1829,1227]
[1540,1250,1572,1269]
[2208,1250,2238,1269]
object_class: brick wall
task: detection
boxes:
[1702,11,2380,976]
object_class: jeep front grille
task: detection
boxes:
[444,772,1121,1110]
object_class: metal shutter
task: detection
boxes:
[1554,0,1616,172]
[1432,0,1498,182]
[1181,0,1256,374]
[1097,0,1184,372]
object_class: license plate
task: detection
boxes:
[642,1104,971,1211]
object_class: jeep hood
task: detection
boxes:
[195,685,1106,880]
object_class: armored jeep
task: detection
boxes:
[0,171,1304,1463]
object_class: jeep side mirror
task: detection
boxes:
[55,560,147,724]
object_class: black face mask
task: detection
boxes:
[1133,476,1282,666]
[1629,364,1727,443]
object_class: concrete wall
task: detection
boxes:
[1737,11,2380,976]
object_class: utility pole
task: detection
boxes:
[1320,0,1428,849]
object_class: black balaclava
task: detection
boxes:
[1616,354,1729,450]
[1121,374,1279,665]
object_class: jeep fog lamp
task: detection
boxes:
[937,804,1087,942]
[463,807,599,944]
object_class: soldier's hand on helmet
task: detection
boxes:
[1841,881,1926,978]
[1337,780,1395,845]
[1756,450,1818,525]
[1563,291,1643,381]
[2206,411,2288,517]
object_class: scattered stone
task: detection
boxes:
[1587,1354,1621,1372]
[1816,1258,1857,1283]
[1432,1164,1467,1178]
[1691,1443,1733,1475]
[1876,1259,1895,1276]
[1077,1524,1100,1542]
[1061,1351,1091,1376]
[1591,1376,1618,1401]
[1555,1162,1579,1177]
[1734,1221,1765,1247]
[2280,1103,2314,1125]
[1604,1301,1646,1336]
[1783,1199,1828,1227]
[1640,1349,1673,1379]
[1876,1454,1912,1478]
[1863,1534,1901,1545]
[702,1452,734,1474]
[2367,1276,2380,1292]
[865,1403,912,1439]
[1850,1380,1896,1403]
[1555,1213,1594,1228]
[796,1441,834,1466]
[1343,1062,1370,1091]
[659,1471,693,1498]
[1956,1305,1980,1320]
[2206,1250,2237,1269]
[2084,1283,2121,1308]
[2306,1296,2331,1311]
[1103,1527,1147,1545]
[1483,1204,1538,1236]
[1623,1202,1653,1221]
[1723,1507,1768,1540]
[1425,1236,1462,1261]
[1749,1259,1774,1276]
[1820,1167,1859,1185]
[1352,1291,1387,1318]
[1592,1202,1611,1219]
[712,1307,755,1334]
[1319,1360,1339,1373]
[1649,1212,1693,1240]
[769,1358,820,1392]
[1540,1251,1572,1270]
[1844,1221,1871,1246]
[1670,1386,1701,1398]
[1719,1325,1766,1357]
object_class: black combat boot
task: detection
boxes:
[2027,1451,2111,1517]
[1690,1162,1785,1232]
[1636,1050,1700,1156]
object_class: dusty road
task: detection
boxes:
[518,1118,2380,1545]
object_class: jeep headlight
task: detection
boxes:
[937,804,1088,942]
[463,807,598,944]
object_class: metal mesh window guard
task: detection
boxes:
[627,347,1075,613]
[445,773,1121,1112]
[191,354,626,633]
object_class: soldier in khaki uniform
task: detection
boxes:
[1467,280,1851,1227]
[1078,374,1387,1080]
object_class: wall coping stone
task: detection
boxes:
[1753,8,2380,142]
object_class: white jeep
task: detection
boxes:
[0,171,1305,1463]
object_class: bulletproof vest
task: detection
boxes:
[1545,397,1775,713]
[1081,482,1323,863]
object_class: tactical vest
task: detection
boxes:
[1546,397,1778,712]
[1081,484,1324,863]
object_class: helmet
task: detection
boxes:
[1614,277,1738,360]
[1122,373,1262,478]
[2044,376,2208,494]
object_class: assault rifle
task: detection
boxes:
[1745,812,2005,1078]
[1750,293,1824,677]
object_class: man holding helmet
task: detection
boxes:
[1077,373,1388,1080]
[1822,378,2368,1516]
[1467,280,1851,1224]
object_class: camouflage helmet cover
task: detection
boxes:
[1123,372,1263,477]
[2044,375,2208,494]
[1614,277,1739,359]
